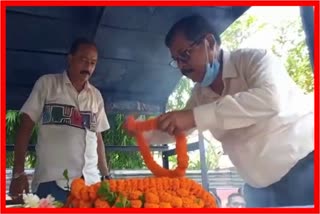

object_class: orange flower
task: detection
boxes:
[170,196,183,208]
[159,202,172,208]
[64,194,74,208]
[195,198,205,208]
[109,179,117,192]
[126,116,189,178]
[177,188,189,197]
[158,191,172,203]
[80,186,90,201]
[144,203,160,208]
[128,190,143,200]
[88,187,98,201]
[181,197,194,208]
[137,179,145,191]
[66,176,218,208]
[70,198,80,208]
[70,178,85,199]
[130,200,143,208]
[145,192,160,204]
[94,198,110,208]
[78,200,92,208]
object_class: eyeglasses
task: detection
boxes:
[169,35,206,69]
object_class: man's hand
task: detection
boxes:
[158,109,196,136]
[9,173,29,202]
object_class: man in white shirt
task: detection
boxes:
[125,15,314,207]
[9,38,111,203]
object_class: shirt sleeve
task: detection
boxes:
[95,91,110,133]
[20,75,48,123]
[193,49,290,131]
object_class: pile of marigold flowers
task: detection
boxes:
[65,116,218,208]
[65,176,217,208]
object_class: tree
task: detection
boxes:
[221,14,268,51]
[6,110,38,168]
[271,19,313,93]
[102,114,145,169]
[166,76,194,111]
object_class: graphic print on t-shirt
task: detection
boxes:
[42,103,97,131]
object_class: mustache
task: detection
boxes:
[181,69,194,76]
[80,70,91,75]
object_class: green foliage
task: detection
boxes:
[166,76,194,111]
[271,20,313,93]
[98,181,117,205]
[63,169,70,191]
[188,142,222,170]
[221,14,267,51]
[6,110,38,168]
[222,11,313,94]
[102,114,145,169]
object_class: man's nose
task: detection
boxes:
[177,59,188,69]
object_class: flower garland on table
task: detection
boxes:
[126,116,189,178]
[66,176,218,208]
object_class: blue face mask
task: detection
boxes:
[200,59,220,87]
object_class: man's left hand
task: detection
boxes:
[157,109,196,136]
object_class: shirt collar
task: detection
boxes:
[221,49,239,79]
[63,71,92,91]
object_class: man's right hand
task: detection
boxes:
[9,173,29,201]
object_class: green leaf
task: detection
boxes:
[63,169,69,180]
[52,201,64,208]
[97,181,117,205]
[138,194,145,208]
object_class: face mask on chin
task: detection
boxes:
[200,41,221,87]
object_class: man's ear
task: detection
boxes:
[206,34,216,50]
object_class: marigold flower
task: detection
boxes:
[144,203,160,208]
[130,200,143,208]
[145,192,160,204]
[78,200,92,208]
[159,202,172,208]
[94,198,110,208]
[170,196,183,208]
[128,190,143,200]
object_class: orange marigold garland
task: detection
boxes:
[126,116,189,178]
[66,177,217,208]
[65,116,218,208]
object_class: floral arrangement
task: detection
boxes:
[65,177,217,208]
[65,116,218,208]
[22,193,63,208]
[16,116,217,208]
[125,116,189,177]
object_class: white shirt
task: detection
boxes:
[146,49,314,188]
[20,72,110,192]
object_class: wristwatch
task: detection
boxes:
[101,174,111,181]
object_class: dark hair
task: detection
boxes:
[165,15,221,47]
[69,37,97,55]
[227,193,243,202]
